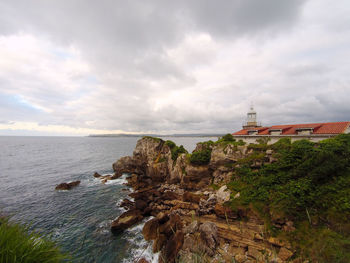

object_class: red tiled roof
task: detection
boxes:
[233,122,350,136]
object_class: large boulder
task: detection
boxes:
[183,191,203,204]
[159,214,183,237]
[111,210,143,233]
[113,156,136,177]
[55,181,80,190]
[168,154,186,184]
[120,199,135,210]
[133,137,168,166]
[142,218,159,241]
[181,164,211,190]
[214,203,238,219]
[216,185,231,204]
[161,230,184,263]
[209,144,247,169]
[199,222,218,256]
[146,161,169,183]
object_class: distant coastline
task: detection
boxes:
[88,133,224,138]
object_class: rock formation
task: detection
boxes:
[110,137,295,262]
[55,180,80,190]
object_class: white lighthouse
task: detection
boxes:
[243,105,261,129]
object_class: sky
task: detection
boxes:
[0,0,349,136]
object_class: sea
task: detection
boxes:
[0,136,217,263]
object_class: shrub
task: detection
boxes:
[0,216,69,263]
[222,133,235,142]
[172,145,187,162]
[164,140,176,149]
[189,149,211,165]
[165,140,188,162]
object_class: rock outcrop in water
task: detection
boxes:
[110,137,295,263]
[55,180,80,190]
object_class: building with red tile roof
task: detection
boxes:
[233,107,350,143]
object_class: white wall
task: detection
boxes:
[233,135,336,144]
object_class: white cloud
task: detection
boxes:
[0,0,349,135]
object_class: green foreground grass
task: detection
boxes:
[0,216,69,263]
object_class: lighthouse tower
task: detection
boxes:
[243,105,261,129]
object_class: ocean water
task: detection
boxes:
[0,136,217,262]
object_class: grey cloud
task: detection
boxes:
[183,0,306,37]
[0,0,349,135]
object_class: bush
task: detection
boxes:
[0,217,69,263]
[165,140,188,162]
[172,145,187,162]
[222,133,235,142]
[164,140,176,149]
[189,149,211,165]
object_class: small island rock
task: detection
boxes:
[55,181,80,190]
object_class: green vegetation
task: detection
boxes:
[0,216,69,263]
[215,133,245,146]
[227,134,350,262]
[189,149,211,165]
[187,134,246,165]
[165,140,188,162]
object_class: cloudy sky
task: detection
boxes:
[0,0,349,135]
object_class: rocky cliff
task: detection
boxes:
[110,137,298,263]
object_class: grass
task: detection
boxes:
[0,216,70,263]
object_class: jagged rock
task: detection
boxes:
[216,185,231,204]
[135,199,148,212]
[93,172,101,178]
[193,142,213,153]
[182,234,196,251]
[164,200,199,211]
[142,218,159,241]
[120,199,135,210]
[248,246,263,260]
[214,204,238,219]
[55,181,80,190]
[156,212,169,224]
[162,230,184,263]
[183,221,198,234]
[111,209,143,233]
[146,161,169,183]
[199,195,217,215]
[137,258,149,263]
[153,233,167,253]
[169,153,186,184]
[267,237,291,248]
[159,214,183,237]
[126,174,138,187]
[278,247,293,261]
[199,222,218,256]
[113,156,136,177]
[183,191,203,204]
[210,144,242,168]
[234,254,247,263]
[212,170,233,185]
[181,164,211,190]
[162,191,181,200]
[254,233,263,241]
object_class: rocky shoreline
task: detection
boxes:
[110,137,296,263]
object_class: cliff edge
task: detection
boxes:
[110,134,350,263]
